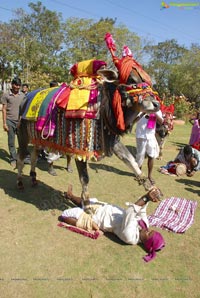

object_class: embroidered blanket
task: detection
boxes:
[23,87,56,121]
[28,115,102,161]
[36,84,69,137]
[148,197,197,233]
[22,59,107,140]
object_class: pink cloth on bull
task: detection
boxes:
[148,197,197,233]
[36,83,68,137]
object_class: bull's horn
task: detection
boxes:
[97,69,118,82]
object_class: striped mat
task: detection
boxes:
[148,197,197,233]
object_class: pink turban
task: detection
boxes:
[143,231,165,262]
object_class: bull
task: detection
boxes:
[17,37,160,204]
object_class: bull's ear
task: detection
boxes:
[97,69,118,82]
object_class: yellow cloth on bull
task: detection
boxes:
[67,77,91,111]
[76,212,94,231]
[25,87,53,120]
[77,59,93,76]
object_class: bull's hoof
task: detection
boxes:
[135,175,152,191]
[30,171,37,186]
[66,166,73,173]
[48,168,57,176]
[83,200,93,214]
[17,180,24,190]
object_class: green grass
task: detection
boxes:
[0,114,200,298]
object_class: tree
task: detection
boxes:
[168,44,200,102]
[2,1,65,85]
[62,17,116,64]
[0,22,19,87]
[144,39,187,96]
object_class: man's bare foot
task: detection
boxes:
[64,184,73,200]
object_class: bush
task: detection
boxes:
[163,96,193,120]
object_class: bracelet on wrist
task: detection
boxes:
[142,196,149,203]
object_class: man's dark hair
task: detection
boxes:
[12,78,21,86]
[183,145,192,156]
[49,80,58,87]
[22,83,29,88]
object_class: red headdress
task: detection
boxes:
[104,33,153,132]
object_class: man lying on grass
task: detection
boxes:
[59,185,165,262]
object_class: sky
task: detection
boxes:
[0,0,199,48]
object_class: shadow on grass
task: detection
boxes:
[36,159,70,173]
[89,162,135,177]
[0,148,10,163]
[103,232,127,245]
[104,233,147,257]
[0,169,73,211]
[175,178,200,196]
[170,141,186,148]
[89,145,137,177]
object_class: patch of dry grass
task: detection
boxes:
[0,114,199,298]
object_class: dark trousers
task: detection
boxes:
[6,119,18,162]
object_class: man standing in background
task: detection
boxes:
[1,78,25,167]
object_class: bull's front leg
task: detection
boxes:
[113,140,152,191]
[75,159,90,206]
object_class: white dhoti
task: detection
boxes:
[136,137,159,168]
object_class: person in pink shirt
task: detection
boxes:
[189,111,200,147]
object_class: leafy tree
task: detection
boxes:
[62,17,116,64]
[144,39,187,96]
[3,1,65,85]
[168,44,200,102]
[62,17,143,71]
[0,22,19,86]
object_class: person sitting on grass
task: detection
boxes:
[160,144,200,177]
[174,144,200,177]
[60,185,165,262]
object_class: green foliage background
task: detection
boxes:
[0,1,200,117]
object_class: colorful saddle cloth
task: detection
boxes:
[22,59,107,159]
[22,59,107,132]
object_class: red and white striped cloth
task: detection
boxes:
[148,197,197,233]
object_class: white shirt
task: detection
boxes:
[136,110,163,140]
[62,199,149,245]
[93,203,149,245]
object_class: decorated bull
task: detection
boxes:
[17,33,160,203]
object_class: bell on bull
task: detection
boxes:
[16,34,160,206]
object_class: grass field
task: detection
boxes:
[0,113,199,298]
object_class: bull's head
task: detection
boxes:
[97,67,160,133]
[103,33,161,133]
